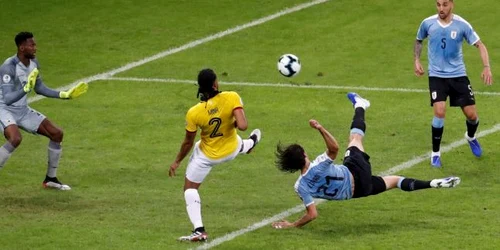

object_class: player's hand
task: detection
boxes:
[23,68,39,93]
[59,82,89,99]
[309,119,322,130]
[169,162,180,177]
[414,60,425,76]
[481,67,493,85]
[272,220,293,229]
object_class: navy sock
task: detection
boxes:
[351,107,366,132]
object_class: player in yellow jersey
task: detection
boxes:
[169,68,261,242]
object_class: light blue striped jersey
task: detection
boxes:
[294,152,353,207]
[416,14,480,78]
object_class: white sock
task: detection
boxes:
[0,142,15,169]
[184,189,203,229]
[47,141,62,178]
[431,151,441,157]
[354,103,365,109]
[0,146,12,169]
[239,139,255,154]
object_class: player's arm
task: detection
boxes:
[33,78,62,98]
[0,67,34,105]
[1,81,27,105]
[414,39,425,76]
[293,203,318,227]
[233,107,248,131]
[29,61,68,98]
[474,41,493,85]
[34,79,89,99]
[272,203,318,229]
[309,119,339,160]
[169,130,197,177]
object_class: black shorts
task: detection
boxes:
[428,76,476,107]
[343,146,386,198]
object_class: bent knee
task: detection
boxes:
[347,137,364,151]
[8,136,22,147]
[51,129,64,142]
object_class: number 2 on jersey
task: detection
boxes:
[209,117,223,138]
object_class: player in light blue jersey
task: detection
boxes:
[272,93,460,229]
[414,0,493,167]
[0,32,88,190]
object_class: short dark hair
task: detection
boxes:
[275,143,306,173]
[197,68,219,101]
[15,32,34,47]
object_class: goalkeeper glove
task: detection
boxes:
[59,82,89,99]
[23,68,39,93]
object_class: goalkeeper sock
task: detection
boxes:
[47,141,62,178]
[0,142,16,169]
[397,178,431,191]
[185,189,203,230]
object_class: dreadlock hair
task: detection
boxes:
[197,68,220,101]
[15,32,33,47]
[275,143,306,173]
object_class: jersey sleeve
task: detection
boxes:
[0,65,15,86]
[311,152,334,166]
[463,24,480,45]
[229,91,243,110]
[0,65,27,105]
[295,185,314,207]
[185,108,198,132]
[416,20,428,40]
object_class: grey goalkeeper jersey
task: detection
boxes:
[0,55,60,112]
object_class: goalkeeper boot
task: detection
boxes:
[430,176,461,188]
[43,176,71,191]
[465,132,482,157]
[178,230,208,242]
[247,129,261,154]
[347,92,370,109]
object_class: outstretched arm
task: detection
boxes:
[272,203,318,229]
[309,119,339,160]
[474,41,493,85]
[414,39,425,76]
[34,78,62,98]
[169,131,196,177]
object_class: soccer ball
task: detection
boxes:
[277,54,301,77]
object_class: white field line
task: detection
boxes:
[26,0,329,104]
[194,123,500,250]
[107,77,500,96]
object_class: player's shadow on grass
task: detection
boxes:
[0,193,90,212]
[315,220,432,237]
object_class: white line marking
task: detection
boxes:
[107,77,500,96]
[27,0,329,104]
[194,123,500,249]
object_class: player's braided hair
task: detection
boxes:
[197,68,220,101]
[275,143,306,173]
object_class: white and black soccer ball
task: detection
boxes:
[277,54,301,77]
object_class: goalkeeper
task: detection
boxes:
[0,32,89,190]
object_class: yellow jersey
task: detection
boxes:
[185,91,243,159]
